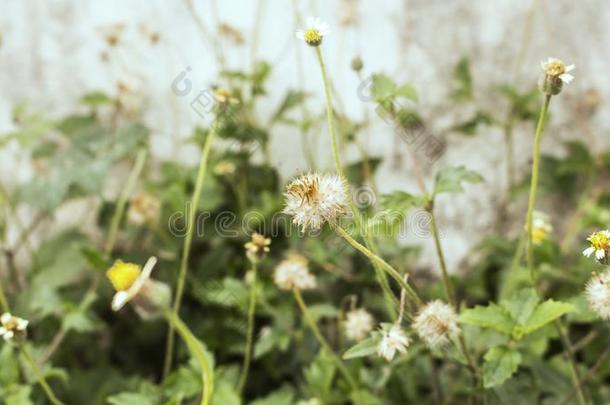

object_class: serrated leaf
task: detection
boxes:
[483,346,522,388]
[271,90,307,123]
[502,288,539,325]
[250,385,294,405]
[343,335,380,359]
[523,300,574,334]
[434,165,483,195]
[381,191,425,213]
[459,304,514,335]
[107,392,160,405]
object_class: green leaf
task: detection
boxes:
[459,304,514,335]
[107,391,160,405]
[483,346,522,388]
[4,384,33,405]
[501,288,539,325]
[381,191,426,213]
[343,335,380,359]
[434,165,483,195]
[395,83,418,101]
[270,90,307,123]
[250,385,294,405]
[523,300,574,334]
[80,91,112,107]
[452,57,473,101]
[304,349,336,400]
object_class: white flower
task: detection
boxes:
[0,313,28,341]
[344,308,375,341]
[583,230,610,261]
[244,232,271,261]
[295,16,330,46]
[531,211,553,245]
[273,254,316,290]
[377,324,409,361]
[283,173,349,231]
[413,300,460,348]
[585,269,610,320]
[541,57,575,84]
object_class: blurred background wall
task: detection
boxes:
[1,0,608,271]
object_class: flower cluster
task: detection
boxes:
[273,254,317,290]
[583,230,610,262]
[283,173,349,231]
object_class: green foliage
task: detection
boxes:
[433,165,484,195]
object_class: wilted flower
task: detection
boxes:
[274,254,316,290]
[214,160,236,176]
[539,57,575,95]
[283,173,349,231]
[413,300,460,348]
[295,16,330,47]
[97,23,126,47]
[585,269,610,320]
[213,88,239,105]
[531,211,553,245]
[245,232,271,262]
[344,308,374,341]
[128,191,161,225]
[583,230,610,262]
[106,256,171,318]
[0,313,28,342]
[377,324,409,361]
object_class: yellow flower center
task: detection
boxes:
[588,232,610,251]
[545,61,566,77]
[106,261,141,291]
[4,317,18,332]
[304,29,322,45]
[532,228,548,243]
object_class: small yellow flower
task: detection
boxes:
[107,260,142,292]
[0,313,28,342]
[295,17,330,47]
[539,57,575,95]
[214,160,236,176]
[531,211,553,245]
[583,230,610,261]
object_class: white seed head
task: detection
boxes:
[585,269,610,320]
[413,300,460,348]
[128,191,161,225]
[377,324,409,361]
[283,173,349,231]
[274,254,317,290]
[344,308,374,341]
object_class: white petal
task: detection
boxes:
[0,327,6,335]
[306,16,317,27]
[112,291,130,311]
[565,64,575,72]
[17,319,28,331]
[1,313,12,324]
[596,249,606,260]
[3,331,14,340]
[540,60,547,70]
[560,73,574,84]
[583,247,595,257]
[295,30,304,40]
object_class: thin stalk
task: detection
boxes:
[238,261,258,394]
[0,280,8,312]
[314,46,402,316]
[554,321,587,405]
[21,346,64,405]
[333,224,422,307]
[504,119,515,193]
[164,311,214,405]
[105,149,148,254]
[427,209,454,305]
[163,122,218,378]
[293,288,358,390]
[525,94,551,281]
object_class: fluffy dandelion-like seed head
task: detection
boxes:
[245,232,271,262]
[413,300,460,348]
[539,57,575,95]
[344,308,375,341]
[283,173,349,231]
[585,269,610,320]
[274,254,316,291]
[583,230,610,262]
[295,16,330,47]
[377,324,409,362]
[128,191,161,226]
[0,313,28,342]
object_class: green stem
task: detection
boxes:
[526,94,551,281]
[0,280,8,312]
[333,224,422,308]
[554,320,587,405]
[427,209,455,305]
[164,311,214,405]
[293,289,358,390]
[21,346,64,405]
[104,148,148,255]
[163,122,218,378]
[238,262,258,394]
